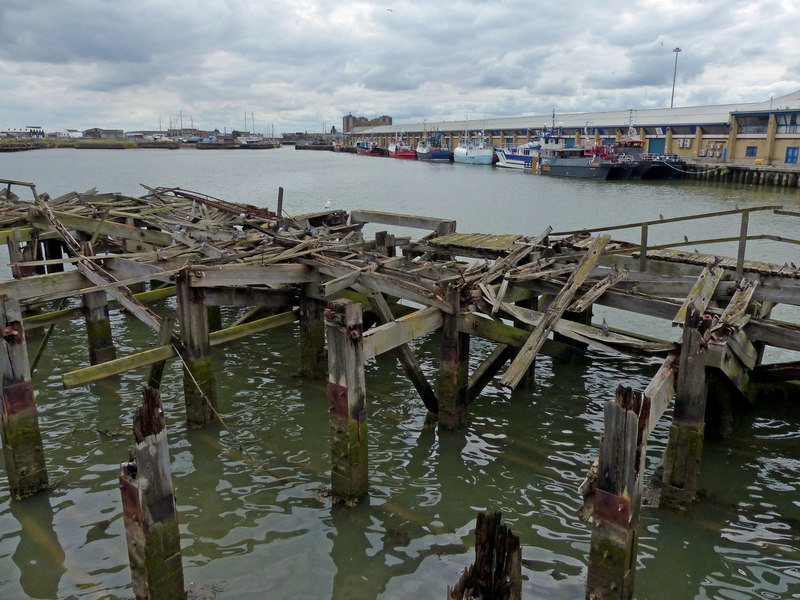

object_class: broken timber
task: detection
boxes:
[2,179,800,599]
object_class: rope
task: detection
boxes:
[171,344,259,463]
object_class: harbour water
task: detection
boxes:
[1,147,799,599]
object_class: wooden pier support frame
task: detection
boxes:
[0,296,49,498]
[82,243,117,365]
[448,511,522,600]
[325,299,368,499]
[660,305,708,510]
[586,385,649,600]
[438,285,470,430]
[175,270,217,429]
[299,289,328,380]
[119,385,185,600]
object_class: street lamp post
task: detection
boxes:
[670,47,682,108]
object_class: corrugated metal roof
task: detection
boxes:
[352,91,800,135]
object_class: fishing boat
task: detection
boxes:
[388,135,416,159]
[415,132,451,162]
[355,140,381,155]
[494,140,541,169]
[537,142,635,179]
[611,128,685,179]
[453,116,494,165]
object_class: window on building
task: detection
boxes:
[776,113,800,134]
[785,147,799,164]
[745,146,758,157]
[737,115,769,134]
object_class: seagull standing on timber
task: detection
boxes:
[601,317,610,337]
[684,235,689,243]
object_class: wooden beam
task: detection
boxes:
[501,235,610,389]
[362,306,443,361]
[350,210,456,233]
[672,265,724,326]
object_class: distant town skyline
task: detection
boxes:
[1,1,798,134]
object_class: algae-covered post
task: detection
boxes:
[326,298,368,499]
[0,295,48,498]
[120,385,184,600]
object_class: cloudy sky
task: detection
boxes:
[1,0,798,135]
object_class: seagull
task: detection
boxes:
[793,262,798,269]
[601,317,610,337]
[659,213,664,220]
[324,199,331,209]
[684,235,689,243]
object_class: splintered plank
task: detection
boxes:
[718,278,759,330]
[501,235,610,390]
[568,267,628,312]
[672,265,724,326]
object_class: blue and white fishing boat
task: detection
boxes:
[495,140,541,169]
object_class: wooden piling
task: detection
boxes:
[175,269,217,429]
[119,385,185,600]
[81,242,117,365]
[299,289,328,380]
[585,385,648,600]
[660,305,707,510]
[0,295,48,498]
[325,299,368,499]
[438,285,469,429]
[448,511,522,600]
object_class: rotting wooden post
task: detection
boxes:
[0,295,48,498]
[81,242,117,365]
[325,299,368,499]
[438,284,469,430]
[299,287,328,380]
[448,511,522,600]
[660,304,708,510]
[119,385,185,600]
[638,223,648,272]
[175,269,217,429]
[736,210,749,277]
[586,385,649,600]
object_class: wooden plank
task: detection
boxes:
[362,306,443,361]
[644,353,679,438]
[500,302,675,356]
[350,210,456,233]
[672,265,724,326]
[62,310,298,387]
[718,278,758,329]
[568,267,628,312]
[28,210,174,246]
[501,235,610,389]
[707,342,752,401]
[188,264,320,287]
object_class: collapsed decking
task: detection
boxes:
[0,177,799,599]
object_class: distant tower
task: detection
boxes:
[343,113,355,134]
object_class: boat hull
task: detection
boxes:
[389,149,417,159]
[495,150,533,169]
[453,148,494,165]
[417,149,452,162]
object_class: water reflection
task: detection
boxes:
[10,494,66,598]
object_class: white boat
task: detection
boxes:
[453,116,494,165]
[495,140,541,169]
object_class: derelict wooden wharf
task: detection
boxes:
[1,177,799,599]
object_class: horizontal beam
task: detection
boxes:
[362,306,443,361]
[350,210,456,232]
[62,309,297,387]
